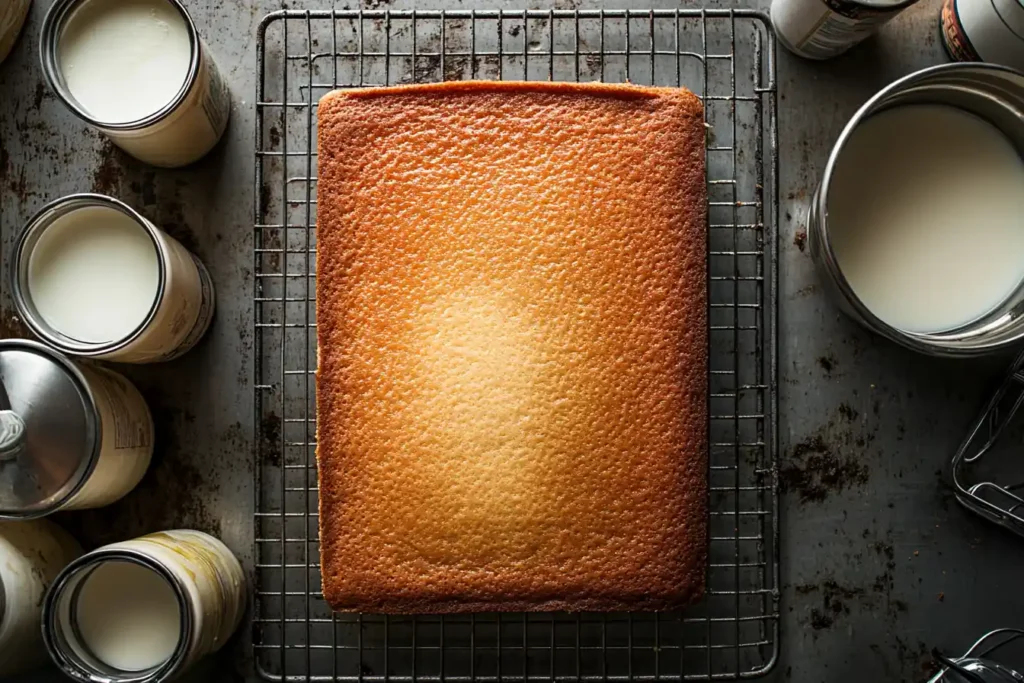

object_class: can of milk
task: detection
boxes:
[771,0,921,59]
[43,530,246,683]
[39,0,231,167]
[941,0,1024,71]
[0,0,31,66]
[0,519,82,676]
[809,63,1024,356]
[13,194,215,364]
[0,340,154,516]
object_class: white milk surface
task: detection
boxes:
[58,0,191,124]
[74,561,181,671]
[28,206,160,344]
[828,104,1024,333]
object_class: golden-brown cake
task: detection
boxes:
[316,81,707,613]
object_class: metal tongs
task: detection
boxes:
[928,629,1024,682]
[951,349,1024,537]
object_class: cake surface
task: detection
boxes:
[316,81,707,613]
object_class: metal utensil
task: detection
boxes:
[951,348,1024,537]
[928,629,1024,682]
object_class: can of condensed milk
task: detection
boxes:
[941,0,1024,71]
[40,0,231,167]
[0,340,153,516]
[0,0,31,66]
[809,63,1024,356]
[13,194,215,363]
[0,519,82,676]
[43,530,246,683]
[770,0,921,59]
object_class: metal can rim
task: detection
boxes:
[991,0,1024,40]
[12,193,170,358]
[815,62,1024,356]
[39,0,202,132]
[824,0,924,10]
[0,339,102,518]
[42,548,194,683]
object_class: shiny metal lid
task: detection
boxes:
[0,340,98,518]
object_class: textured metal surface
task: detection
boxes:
[3,1,1024,682]
[252,9,778,681]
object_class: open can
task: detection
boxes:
[0,519,82,676]
[43,530,246,683]
[13,194,215,364]
[808,63,1024,356]
[39,0,231,167]
[0,340,153,517]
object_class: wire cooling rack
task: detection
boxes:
[254,9,778,681]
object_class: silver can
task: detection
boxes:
[941,0,1024,71]
[770,0,920,59]
[43,530,246,682]
[0,0,30,66]
[13,194,215,363]
[0,339,153,516]
[809,63,1024,356]
[40,0,231,168]
[0,519,82,676]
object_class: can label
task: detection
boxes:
[0,519,81,676]
[109,531,245,670]
[771,0,918,59]
[93,224,215,364]
[200,48,231,137]
[0,0,30,65]
[942,0,983,61]
[63,365,153,510]
[156,253,215,362]
[99,45,231,168]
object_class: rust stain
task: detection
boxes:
[0,307,31,339]
[91,140,122,195]
[443,55,471,82]
[32,83,49,111]
[797,580,864,631]
[262,412,282,467]
[258,183,272,217]
[792,283,817,299]
[780,434,870,503]
[8,166,28,201]
[265,227,283,273]
[793,229,806,252]
[159,193,201,256]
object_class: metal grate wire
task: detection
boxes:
[253,9,779,681]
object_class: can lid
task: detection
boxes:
[0,340,97,517]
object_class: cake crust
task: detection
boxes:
[316,81,707,613]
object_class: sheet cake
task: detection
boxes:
[316,81,708,613]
